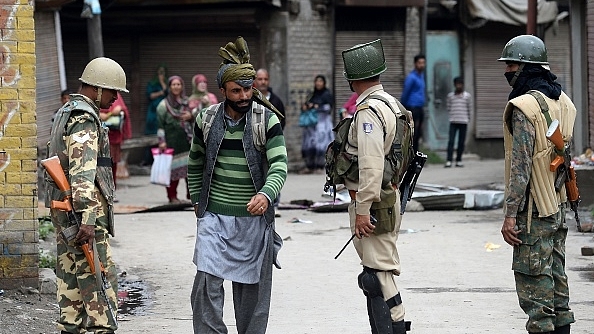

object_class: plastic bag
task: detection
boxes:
[150,147,174,186]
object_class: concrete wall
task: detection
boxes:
[0,0,39,289]
[284,0,334,171]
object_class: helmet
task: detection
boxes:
[342,39,387,80]
[79,57,129,92]
[497,35,548,65]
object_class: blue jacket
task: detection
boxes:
[400,70,425,108]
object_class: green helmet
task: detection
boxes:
[497,35,548,65]
[342,39,387,80]
[79,57,129,92]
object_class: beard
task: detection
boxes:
[226,98,252,114]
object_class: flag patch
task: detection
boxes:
[363,122,373,134]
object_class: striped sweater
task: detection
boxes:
[446,91,472,124]
[187,107,287,217]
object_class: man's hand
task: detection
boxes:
[355,214,375,239]
[501,216,522,246]
[194,204,199,218]
[247,193,269,215]
[75,224,95,245]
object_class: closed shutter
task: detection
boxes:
[63,31,259,137]
[588,1,594,148]
[35,11,61,147]
[334,7,405,122]
[135,32,260,136]
[545,19,572,97]
[473,23,522,138]
[334,31,405,117]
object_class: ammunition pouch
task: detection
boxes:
[59,224,79,243]
[370,187,397,235]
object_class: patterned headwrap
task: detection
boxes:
[216,36,283,119]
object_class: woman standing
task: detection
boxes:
[188,73,218,112]
[156,76,193,203]
[301,74,334,174]
[99,92,132,190]
[145,64,168,135]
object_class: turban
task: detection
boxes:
[216,36,283,119]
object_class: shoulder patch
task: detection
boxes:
[362,122,373,134]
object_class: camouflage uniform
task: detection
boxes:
[46,94,118,333]
[504,108,574,333]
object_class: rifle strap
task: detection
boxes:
[528,91,552,127]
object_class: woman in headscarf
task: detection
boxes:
[188,74,218,112]
[300,74,334,174]
[145,64,168,135]
[156,76,193,203]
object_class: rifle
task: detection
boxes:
[41,156,118,325]
[398,152,427,215]
[335,216,377,259]
[545,120,582,232]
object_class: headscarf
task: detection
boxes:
[164,75,193,141]
[149,63,168,86]
[308,74,333,107]
[190,74,208,99]
[507,63,562,101]
[216,36,283,119]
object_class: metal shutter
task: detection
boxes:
[473,23,522,138]
[334,30,405,117]
[545,19,572,97]
[581,1,594,147]
[35,11,61,147]
[63,31,259,138]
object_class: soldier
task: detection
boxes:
[340,39,411,334]
[46,57,128,334]
[499,35,576,334]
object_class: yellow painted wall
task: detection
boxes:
[0,0,38,289]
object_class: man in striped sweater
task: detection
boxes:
[445,76,472,168]
[187,37,287,334]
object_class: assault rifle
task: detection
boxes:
[398,152,427,215]
[545,120,582,232]
[41,156,118,325]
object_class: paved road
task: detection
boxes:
[112,159,594,333]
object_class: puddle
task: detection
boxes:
[117,277,152,317]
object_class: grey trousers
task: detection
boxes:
[191,237,274,334]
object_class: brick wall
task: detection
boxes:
[0,0,38,289]
[284,0,334,171]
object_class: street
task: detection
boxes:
[111,159,594,333]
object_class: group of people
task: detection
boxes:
[45,34,577,334]
[144,65,286,203]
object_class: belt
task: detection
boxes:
[349,190,357,200]
[349,184,398,200]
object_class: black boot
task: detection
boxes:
[392,320,411,334]
[553,324,570,334]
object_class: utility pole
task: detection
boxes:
[82,0,104,59]
[87,14,104,59]
[527,0,537,35]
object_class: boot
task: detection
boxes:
[392,320,411,334]
[553,324,570,334]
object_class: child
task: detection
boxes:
[445,77,472,167]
